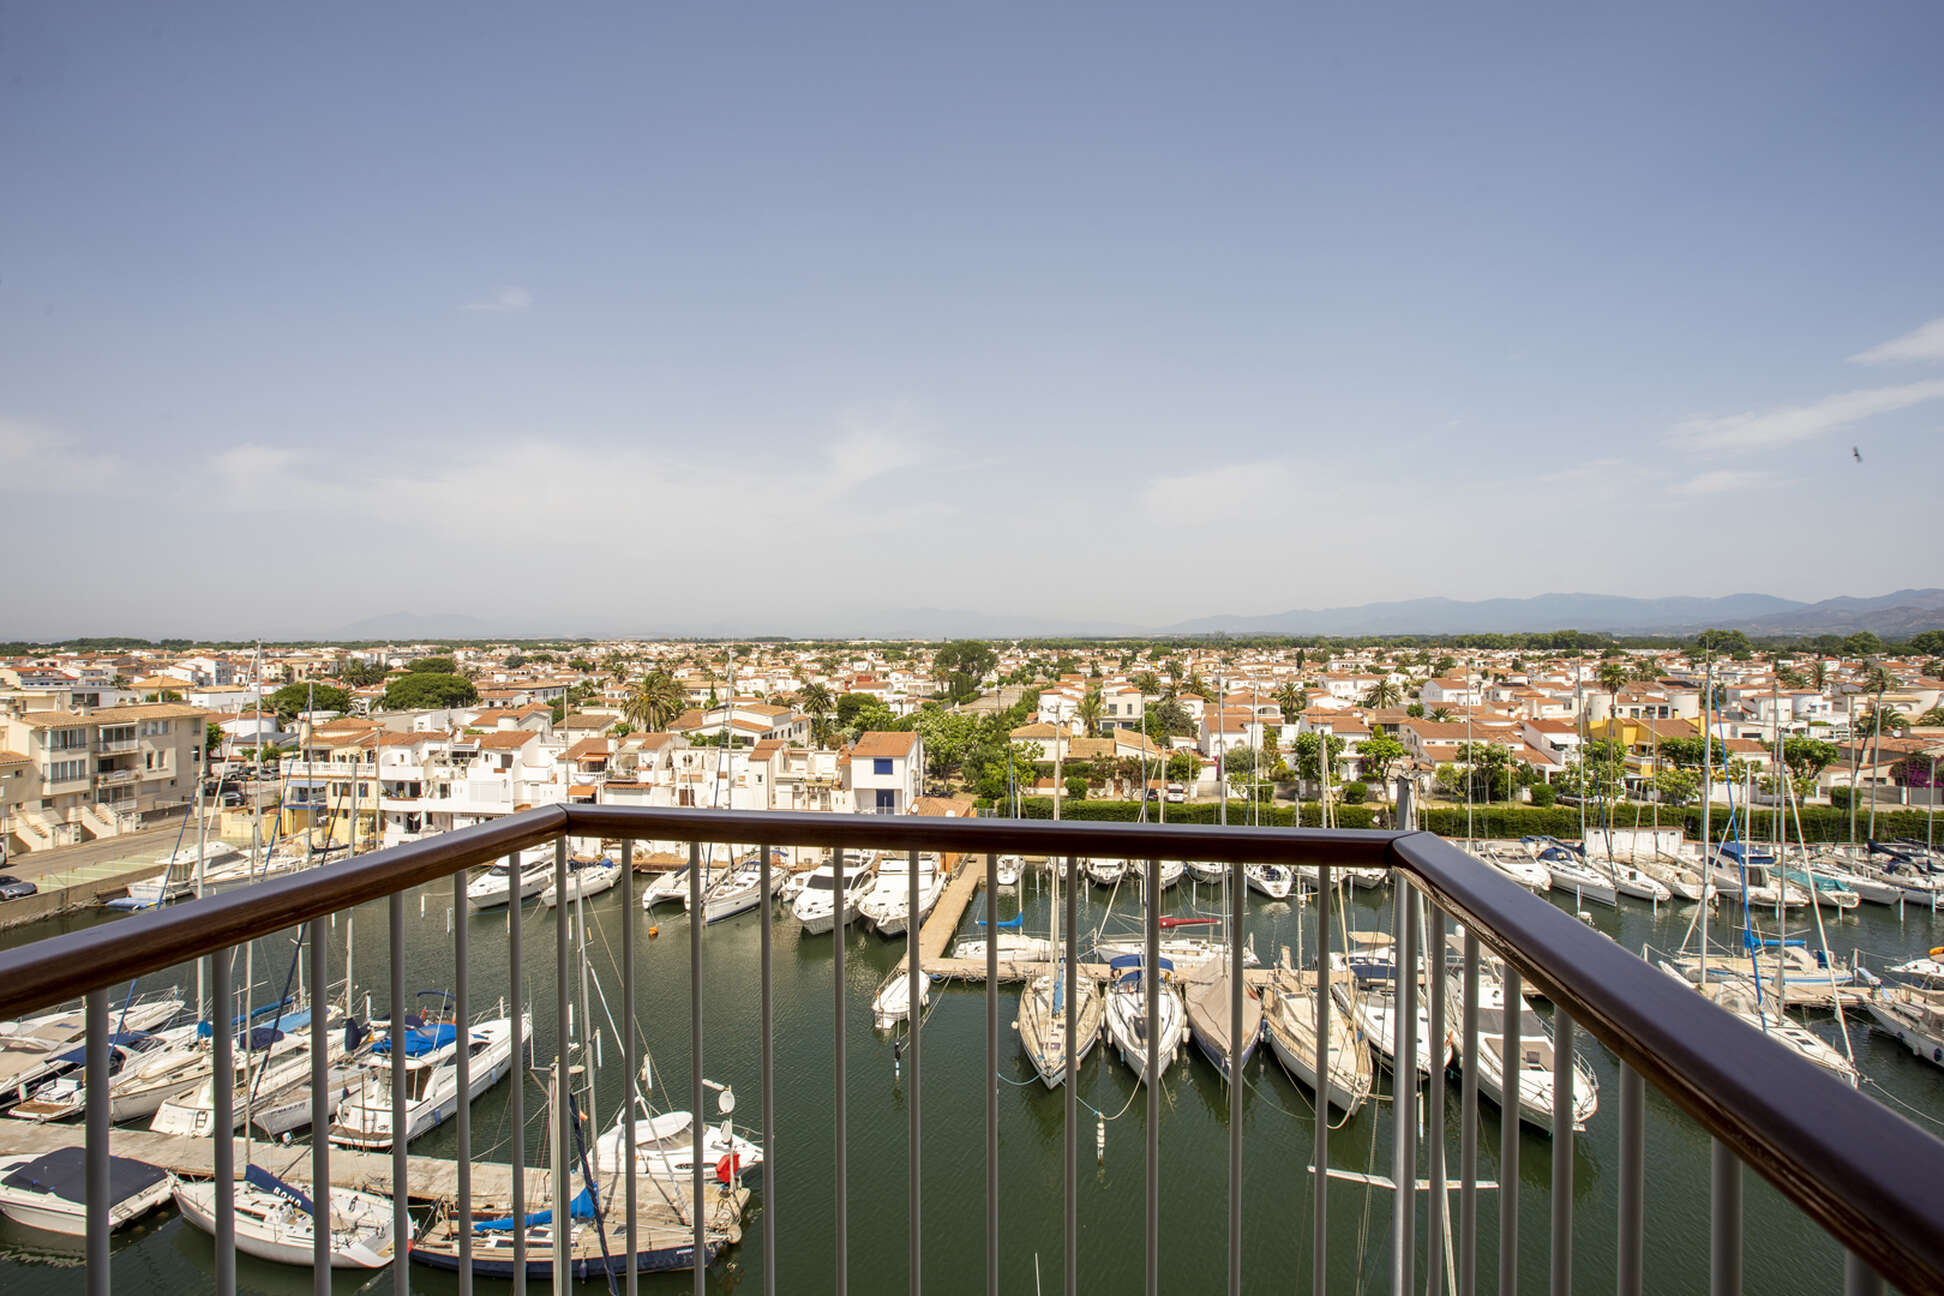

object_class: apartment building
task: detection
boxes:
[848,730,925,814]
[0,701,208,852]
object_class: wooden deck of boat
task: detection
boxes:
[0,1119,507,1202]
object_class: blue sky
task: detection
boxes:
[4,3,1941,638]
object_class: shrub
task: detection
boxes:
[1530,783,1556,807]
[1341,781,1369,804]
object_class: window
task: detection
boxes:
[873,757,893,776]
[48,758,87,783]
[49,728,88,751]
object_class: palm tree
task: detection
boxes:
[1275,683,1305,721]
[623,670,686,733]
[1628,657,1661,685]
[1077,686,1103,738]
[1362,679,1402,709]
[1598,661,1631,727]
[800,682,835,747]
[1863,662,1895,840]
[1133,671,1161,697]
[1428,706,1453,723]
[1809,660,1828,691]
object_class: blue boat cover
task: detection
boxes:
[52,1032,151,1067]
[244,1164,315,1216]
[373,1022,458,1057]
[476,1185,597,1231]
[977,913,1025,929]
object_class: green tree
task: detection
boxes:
[1597,662,1630,726]
[1842,631,1885,658]
[1133,671,1162,697]
[799,682,835,746]
[266,682,353,721]
[934,640,998,704]
[1077,686,1103,738]
[1651,766,1700,807]
[836,693,898,739]
[406,656,458,675]
[1914,705,1944,727]
[1358,731,1406,804]
[337,659,388,688]
[914,708,981,784]
[1362,678,1402,709]
[382,672,478,710]
[1781,737,1839,785]
[1142,697,1196,742]
[1694,628,1752,656]
[623,670,686,733]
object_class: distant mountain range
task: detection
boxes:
[1163,588,1944,638]
[324,590,1944,643]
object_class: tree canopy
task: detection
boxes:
[382,672,478,710]
[266,682,353,720]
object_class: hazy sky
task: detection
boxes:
[4,3,1941,638]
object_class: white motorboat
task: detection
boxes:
[1466,969,1599,1133]
[1262,963,1372,1116]
[1865,982,1944,1069]
[642,860,731,911]
[1475,848,1552,892]
[538,857,622,908]
[857,853,944,938]
[1102,956,1186,1085]
[466,847,553,909]
[593,1100,763,1183]
[1587,855,1674,904]
[1534,847,1618,908]
[791,855,877,934]
[1016,968,1104,1087]
[1245,864,1294,900]
[686,862,786,925]
[173,1168,401,1268]
[0,1149,170,1236]
[872,971,930,1029]
[952,933,1056,964]
[10,1024,201,1123]
[996,855,1024,887]
[330,1010,527,1150]
[0,994,184,1111]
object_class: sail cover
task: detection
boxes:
[373,1023,459,1057]
[244,1164,316,1216]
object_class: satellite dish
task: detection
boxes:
[716,1085,735,1115]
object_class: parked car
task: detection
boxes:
[0,876,38,901]
[1165,782,1187,803]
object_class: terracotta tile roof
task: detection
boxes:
[852,730,918,758]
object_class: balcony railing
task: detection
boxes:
[0,805,1939,1296]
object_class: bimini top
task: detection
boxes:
[2,1147,166,1205]
[1108,953,1175,986]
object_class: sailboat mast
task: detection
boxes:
[1700,650,1714,987]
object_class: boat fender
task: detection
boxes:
[648,926,659,939]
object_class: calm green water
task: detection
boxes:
[3,854,1941,1295]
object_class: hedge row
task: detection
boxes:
[989,798,1934,844]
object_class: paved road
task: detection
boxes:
[0,821,196,882]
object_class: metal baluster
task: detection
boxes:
[553,840,570,1296]
[1392,883,1419,1296]
[621,840,637,1296]
[1460,932,1479,1296]
[761,841,776,1296]
[212,950,235,1296]
[834,846,848,1296]
[1617,1062,1643,1296]
[1550,1012,1573,1295]
[312,920,331,1290]
[1500,963,1521,1296]
[85,987,108,1296]
[1711,1141,1741,1296]
[1145,857,1161,1296]
[1228,852,1244,1296]
[454,874,473,1296]
[1427,906,1448,1296]
[689,840,705,1296]
[508,854,527,1296]
[1844,1253,1884,1295]
[391,891,409,1296]
[986,851,999,1296]
[1065,856,1078,1296]
[1313,862,1331,1296]
[909,847,922,1296]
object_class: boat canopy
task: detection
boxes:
[374,1022,459,1057]
[243,1164,315,1216]
[2,1147,166,1205]
[977,913,1025,929]
[52,1032,151,1066]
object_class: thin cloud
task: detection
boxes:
[1673,469,1778,497]
[1849,317,1944,366]
[460,286,533,314]
[1667,379,1944,452]
[1144,460,1292,517]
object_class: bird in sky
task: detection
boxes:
[1853,446,1863,463]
